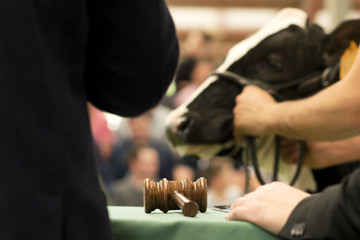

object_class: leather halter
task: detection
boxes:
[212,70,332,100]
[210,69,335,188]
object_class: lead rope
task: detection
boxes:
[246,136,266,185]
[272,135,281,181]
[241,136,305,193]
[243,140,250,194]
[290,140,305,186]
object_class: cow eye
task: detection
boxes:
[265,54,283,71]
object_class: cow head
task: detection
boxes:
[166,8,360,159]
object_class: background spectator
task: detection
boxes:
[205,157,244,207]
[116,105,171,142]
[89,104,117,186]
[109,112,178,185]
[174,58,216,107]
[109,145,160,206]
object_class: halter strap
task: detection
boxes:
[212,70,324,101]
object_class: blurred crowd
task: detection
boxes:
[89,30,250,208]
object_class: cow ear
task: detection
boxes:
[323,19,360,65]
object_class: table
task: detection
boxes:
[108,206,280,240]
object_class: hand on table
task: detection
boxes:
[233,86,277,143]
[225,182,310,235]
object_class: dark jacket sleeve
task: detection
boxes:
[278,167,360,239]
[85,0,179,117]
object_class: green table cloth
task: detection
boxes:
[108,206,280,240]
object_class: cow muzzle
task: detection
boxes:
[165,107,191,147]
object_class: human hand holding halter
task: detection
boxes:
[233,86,278,143]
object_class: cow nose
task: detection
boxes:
[176,115,191,134]
[166,107,193,146]
[167,114,192,140]
[166,114,193,146]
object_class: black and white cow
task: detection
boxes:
[166,8,360,191]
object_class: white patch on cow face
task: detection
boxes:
[218,8,307,72]
[177,75,218,108]
[165,106,188,133]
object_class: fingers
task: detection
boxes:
[233,127,244,144]
[225,206,249,221]
[230,196,245,210]
[282,150,299,164]
[226,196,250,221]
[233,89,253,144]
[226,192,260,222]
[240,85,265,95]
[233,86,276,139]
[281,138,300,164]
[233,94,244,144]
[281,137,298,148]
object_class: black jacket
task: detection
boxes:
[279,167,360,239]
[0,0,178,239]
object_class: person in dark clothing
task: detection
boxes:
[0,1,178,239]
